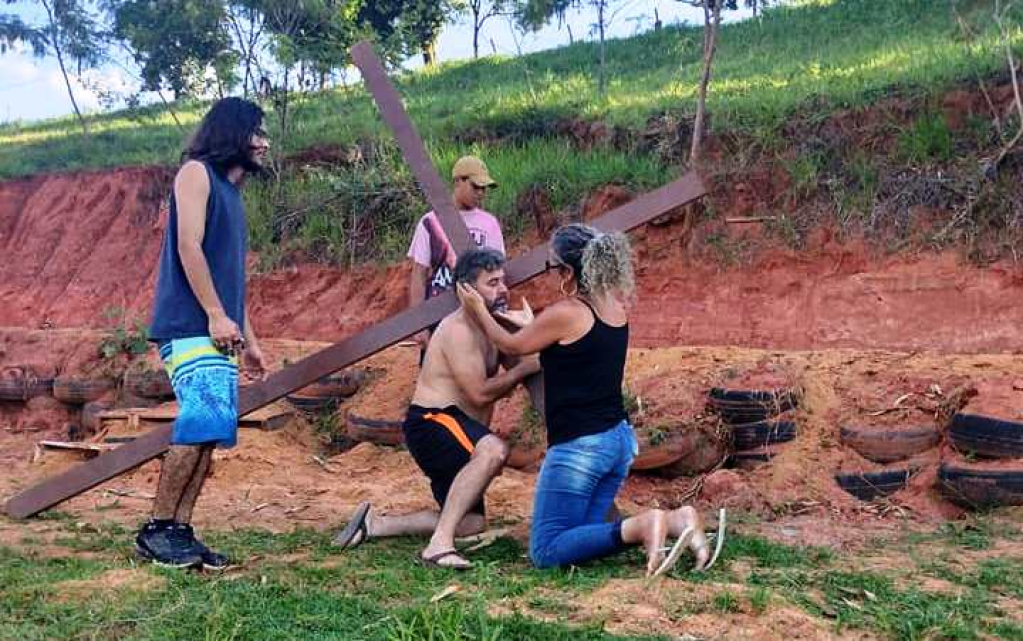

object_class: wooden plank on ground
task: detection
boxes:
[98,401,293,431]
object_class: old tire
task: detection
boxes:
[655,437,729,478]
[949,413,1023,459]
[53,376,115,405]
[346,413,404,446]
[0,368,53,401]
[632,430,699,471]
[707,388,799,425]
[286,394,339,415]
[123,368,174,400]
[733,420,797,450]
[840,424,940,464]
[296,370,367,400]
[939,462,1023,509]
[728,444,786,471]
[835,468,915,501]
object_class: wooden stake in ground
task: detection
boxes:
[4,43,706,520]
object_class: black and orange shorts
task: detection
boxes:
[402,404,492,515]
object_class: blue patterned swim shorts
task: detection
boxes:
[159,336,239,448]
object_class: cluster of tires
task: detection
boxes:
[706,387,800,470]
[837,421,935,500]
[0,363,175,436]
[838,412,1023,509]
[942,414,1023,509]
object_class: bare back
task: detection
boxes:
[412,310,499,425]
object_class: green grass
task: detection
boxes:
[1,0,1020,181]
[4,516,1023,639]
[243,138,667,264]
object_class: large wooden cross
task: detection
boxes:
[4,42,706,519]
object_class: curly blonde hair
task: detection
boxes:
[551,223,635,301]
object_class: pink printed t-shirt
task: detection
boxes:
[407,208,505,300]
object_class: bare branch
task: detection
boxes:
[990,0,1023,173]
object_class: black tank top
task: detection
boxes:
[539,299,629,446]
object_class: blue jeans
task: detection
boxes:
[530,420,638,569]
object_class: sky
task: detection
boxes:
[0,1,754,125]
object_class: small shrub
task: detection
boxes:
[98,307,149,359]
[898,113,953,164]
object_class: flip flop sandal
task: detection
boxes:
[419,549,472,571]
[651,526,694,578]
[332,501,371,550]
[702,508,727,572]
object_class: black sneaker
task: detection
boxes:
[175,524,232,571]
[135,521,202,569]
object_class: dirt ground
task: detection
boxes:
[4,337,1023,552]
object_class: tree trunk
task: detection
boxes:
[690,2,722,165]
[156,89,183,131]
[41,0,88,135]
[597,0,607,96]
[422,39,437,66]
[472,6,481,58]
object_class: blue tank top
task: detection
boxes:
[149,162,247,341]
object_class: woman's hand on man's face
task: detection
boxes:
[456,282,487,316]
[494,297,533,328]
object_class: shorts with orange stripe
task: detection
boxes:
[402,404,492,515]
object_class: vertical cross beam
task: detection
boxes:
[350,41,471,254]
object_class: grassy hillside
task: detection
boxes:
[1,0,1020,264]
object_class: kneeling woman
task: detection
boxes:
[458,223,708,575]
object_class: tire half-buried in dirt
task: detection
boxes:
[0,368,53,401]
[835,468,916,501]
[839,424,940,464]
[732,420,797,450]
[707,388,800,425]
[346,413,404,446]
[52,376,115,405]
[939,461,1023,508]
[948,413,1023,459]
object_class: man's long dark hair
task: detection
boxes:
[182,97,265,174]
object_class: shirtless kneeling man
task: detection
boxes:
[333,248,539,569]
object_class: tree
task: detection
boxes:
[1,1,44,54]
[224,1,266,97]
[398,0,447,66]
[357,0,455,67]
[110,0,236,99]
[464,0,508,59]
[516,0,632,96]
[9,0,105,134]
[682,0,767,164]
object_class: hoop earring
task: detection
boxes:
[560,278,578,297]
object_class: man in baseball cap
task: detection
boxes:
[406,155,505,354]
[451,155,497,189]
